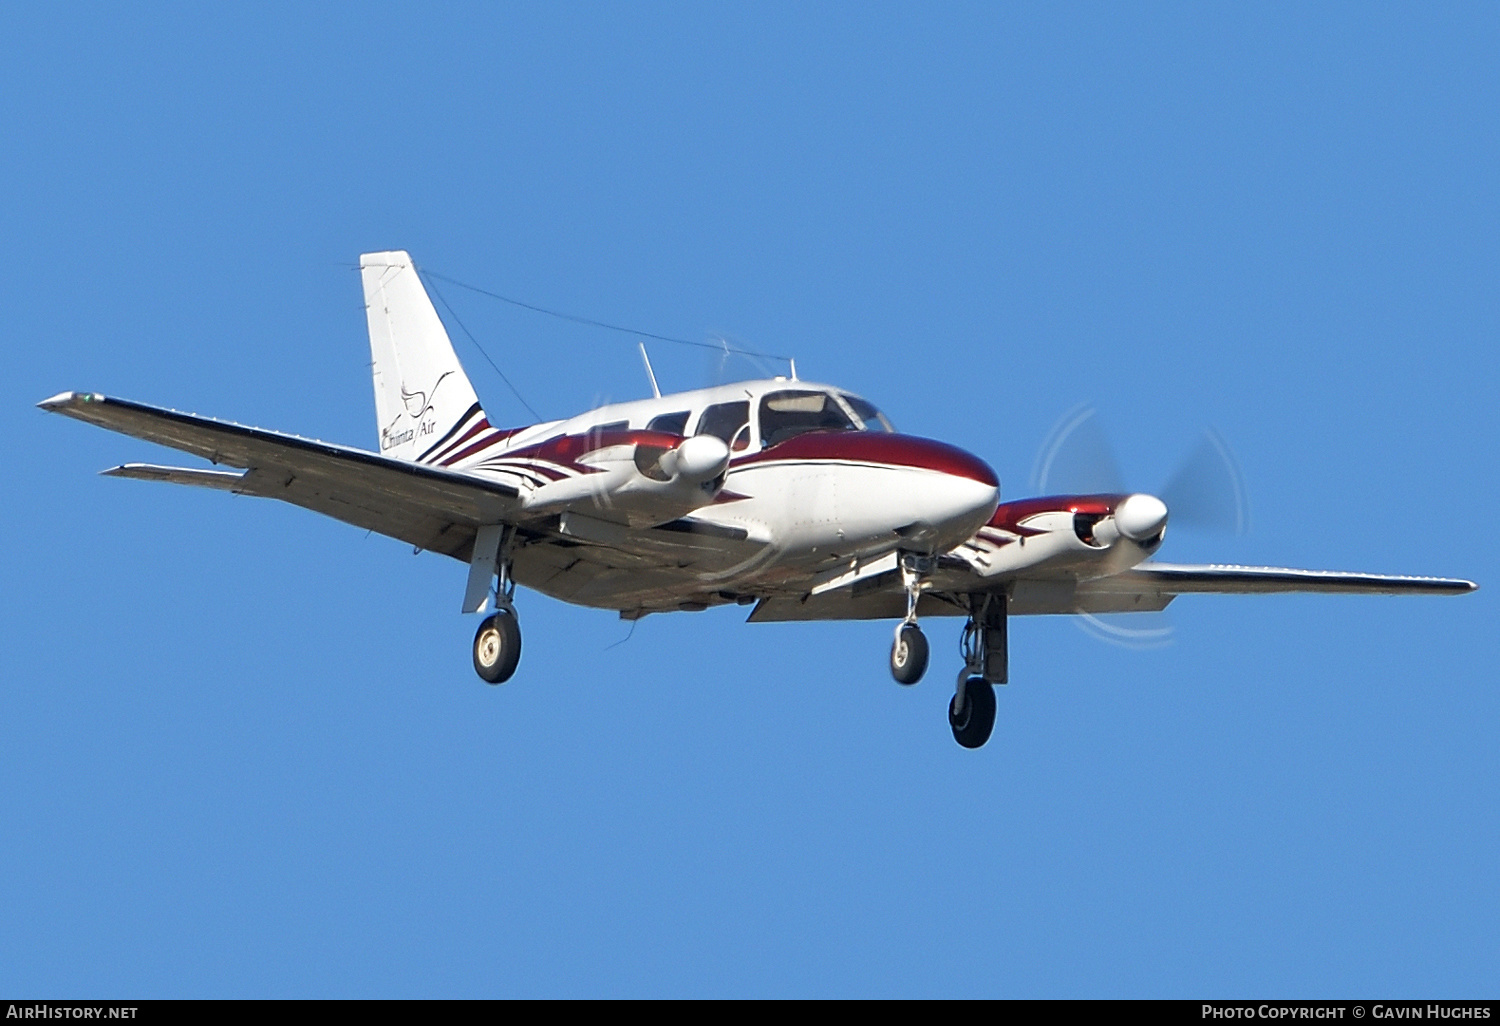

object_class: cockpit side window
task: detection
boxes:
[758,390,857,448]
[646,410,690,435]
[696,400,752,452]
[841,394,895,433]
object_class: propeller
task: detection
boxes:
[1030,403,1252,649]
[1159,429,1250,536]
[1030,403,1250,537]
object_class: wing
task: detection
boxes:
[749,558,1476,622]
[1080,562,1476,602]
[40,391,520,560]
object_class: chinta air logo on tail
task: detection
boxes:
[382,371,452,451]
[401,371,452,419]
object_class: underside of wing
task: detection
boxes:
[1106,563,1478,597]
[517,510,772,614]
[1008,562,1477,616]
[748,559,1477,622]
[42,392,520,559]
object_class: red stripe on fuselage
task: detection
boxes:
[731,431,997,486]
[502,429,685,467]
[426,417,494,465]
[438,427,522,467]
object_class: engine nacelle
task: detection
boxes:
[1073,493,1168,549]
[522,433,731,526]
[635,433,731,489]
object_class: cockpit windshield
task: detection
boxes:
[758,389,857,447]
[841,394,895,433]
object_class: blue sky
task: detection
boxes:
[3,3,1496,997]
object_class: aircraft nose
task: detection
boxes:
[892,436,1000,545]
[952,463,1000,515]
[924,440,998,491]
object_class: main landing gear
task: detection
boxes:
[948,588,1008,750]
[949,675,996,750]
[474,607,521,684]
[889,582,1008,749]
[470,525,523,685]
[949,592,1006,748]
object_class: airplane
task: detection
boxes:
[39,250,1477,748]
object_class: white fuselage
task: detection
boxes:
[432,378,1001,614]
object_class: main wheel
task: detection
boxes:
[473,609,522,684]
[889,624,929,685]
[949,677,996,749]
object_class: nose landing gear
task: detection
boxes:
[889,553,934,684]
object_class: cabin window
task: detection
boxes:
[646,410,690,435]
[584,420,629,445]
[841,394,895,433]
[758,390,856,447]
[696,400,752,452]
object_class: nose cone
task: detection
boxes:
[1115,493,1169,541]
[878,435,999,549]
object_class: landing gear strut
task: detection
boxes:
[889,552,933,685]
[468,524,523,684]
[950,592,1007,748]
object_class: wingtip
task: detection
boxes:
[38,391,104,412]
[38,391,78,411]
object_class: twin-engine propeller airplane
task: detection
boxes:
[41,251,1477,748]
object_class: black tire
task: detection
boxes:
[949,677,996,749]
[473,609,522,684]
[889,624,929,685]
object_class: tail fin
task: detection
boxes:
[360,251,487,464]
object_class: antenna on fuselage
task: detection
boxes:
[789,358,798,381]
[638,342,661,398]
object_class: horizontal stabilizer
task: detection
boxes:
[103,463,248,492]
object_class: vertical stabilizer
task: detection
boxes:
[360,251,487,464]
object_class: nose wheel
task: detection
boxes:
[890,624,929,684]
